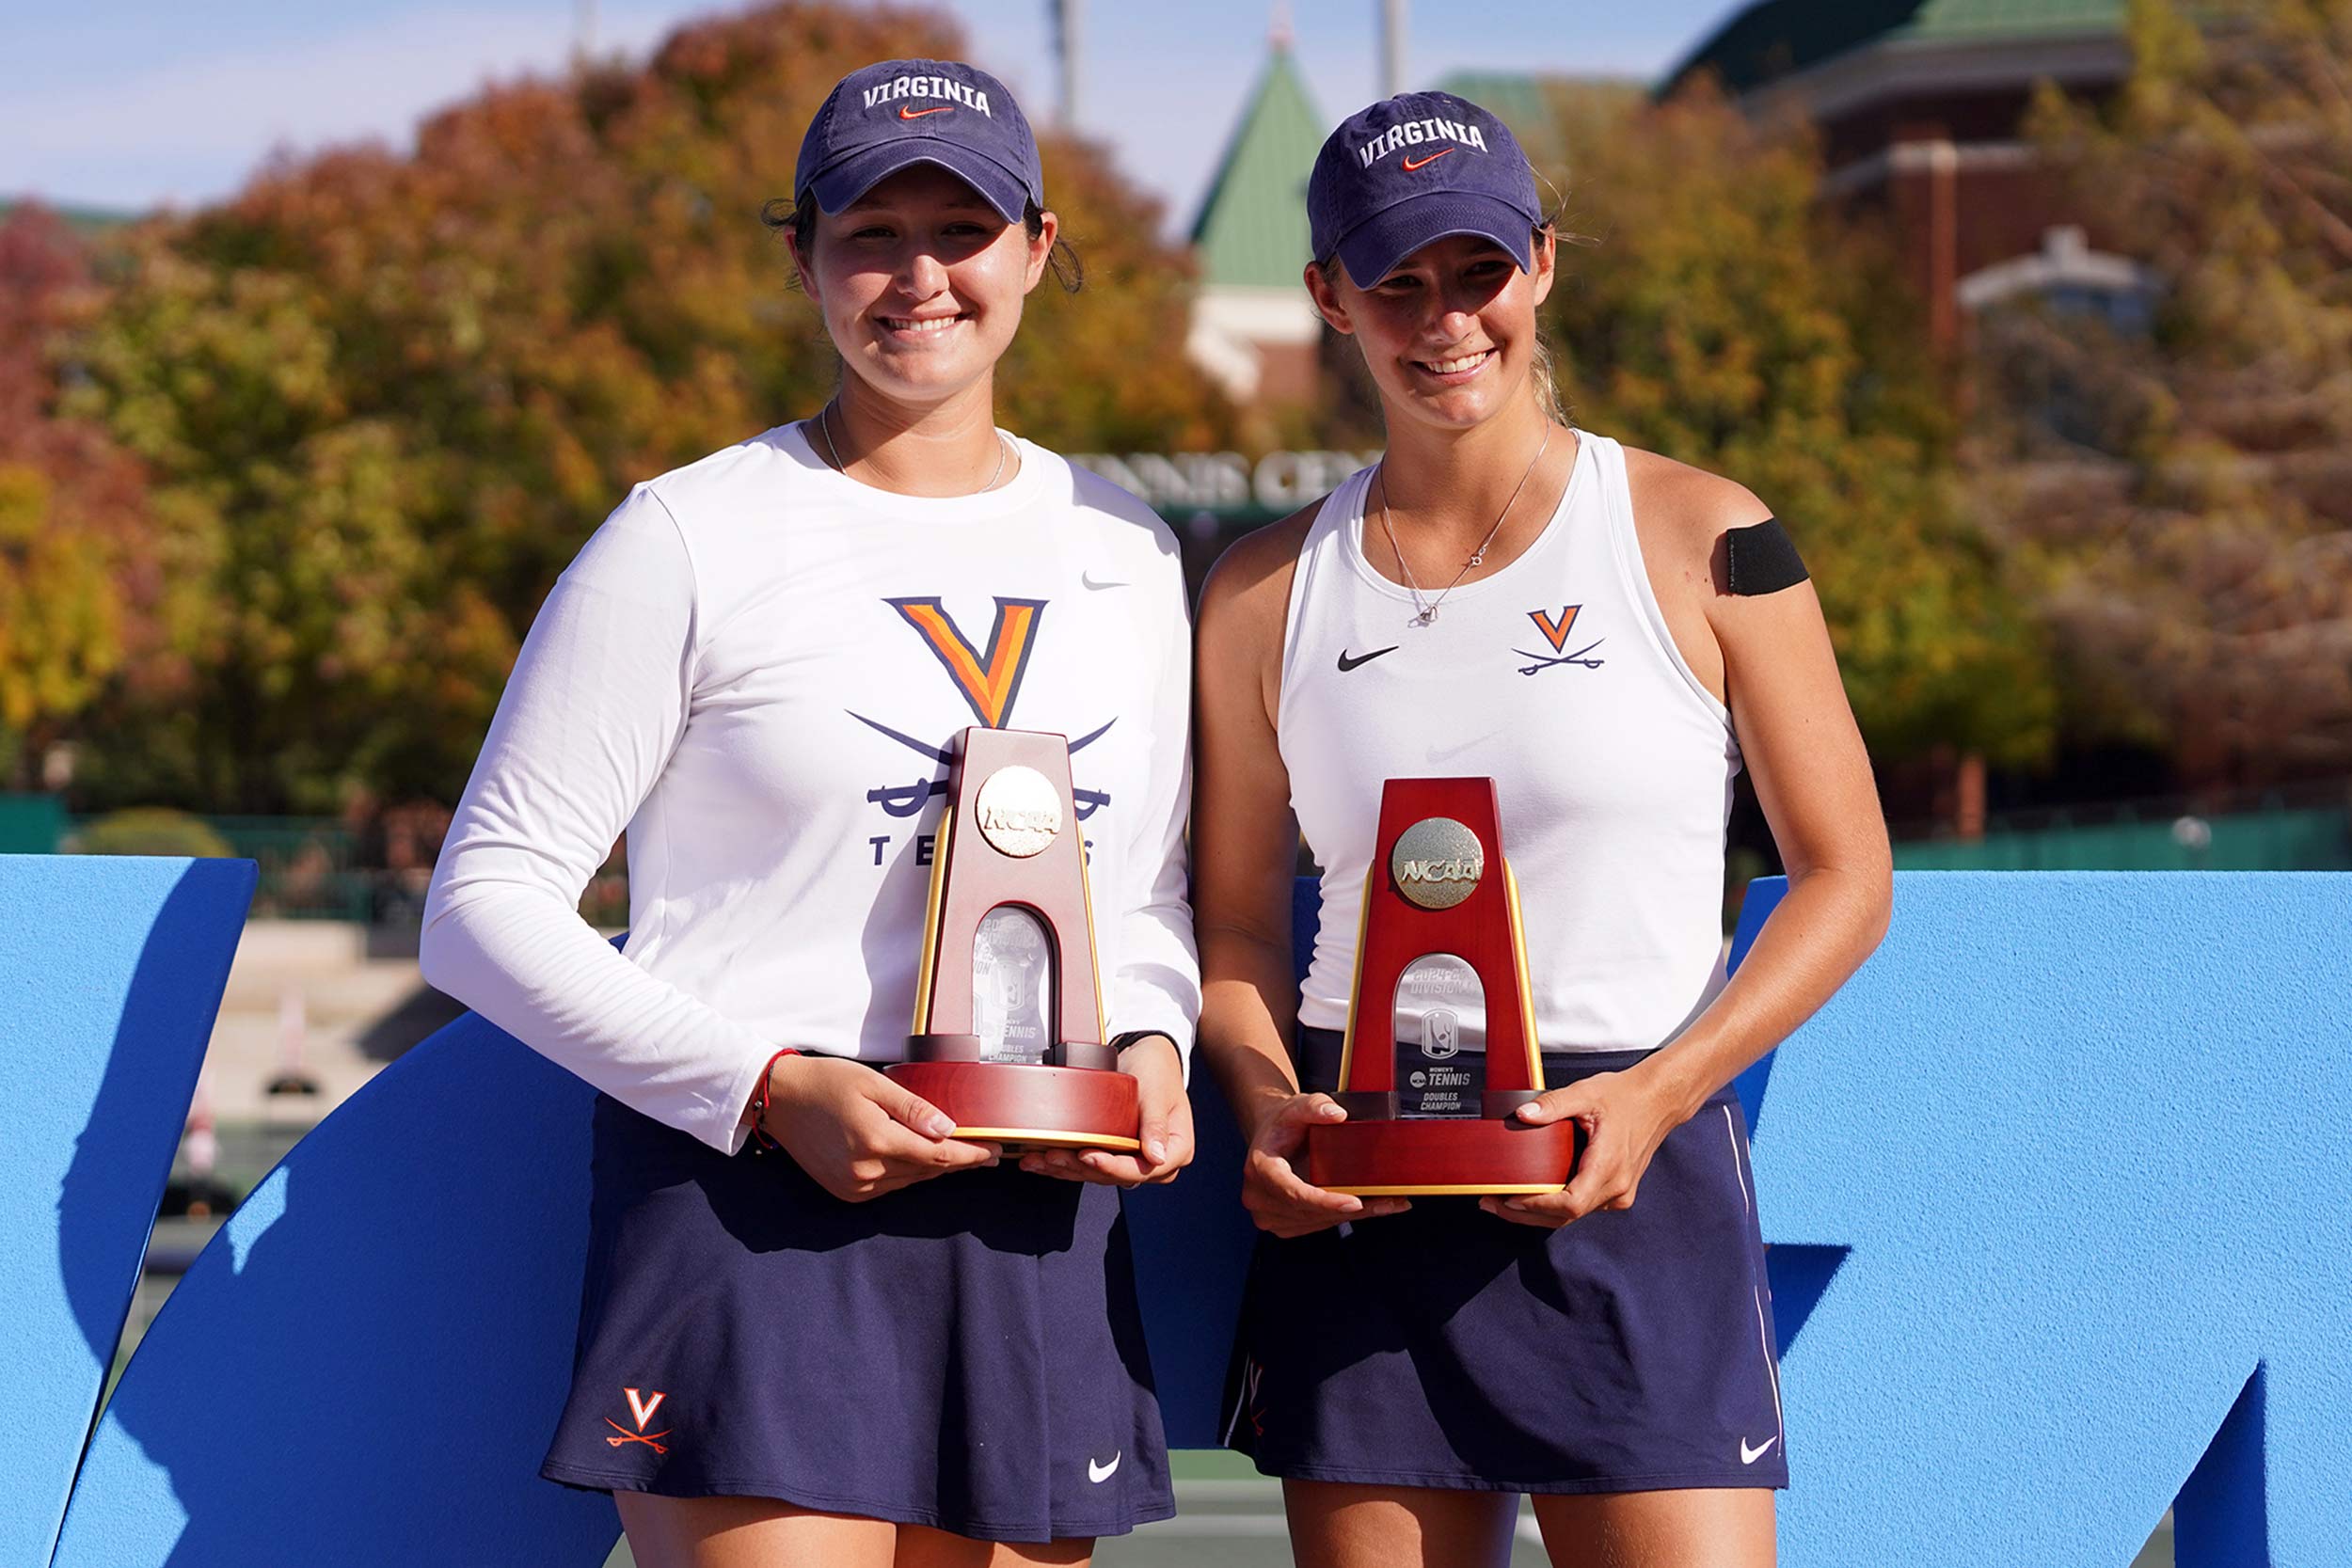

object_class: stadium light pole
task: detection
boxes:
[1380,0,1406,97]
[1051,0,1084,126]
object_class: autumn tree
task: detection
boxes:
[1528,82,2057,772]
[0,206,155,790]
[1972,0,2352,786]
[60,1,1232,814]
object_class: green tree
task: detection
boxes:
[63,246,516,811]
[1979,0,2352,786]
[1536,83,2058,769]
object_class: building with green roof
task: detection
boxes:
[1184,40,1328,404]
[1661,0,2146,346]
[1169,2,2152,408]
[0,198,141,238]
[1428,71,1566,150]
[1181,48,1647,405]
[1191,41,1321,292]
[1661,0,2128,101]
[1426,71,1647,176]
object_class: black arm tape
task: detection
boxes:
[1724,517,1809,596]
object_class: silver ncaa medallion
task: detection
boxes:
[973,765,1062,858]
[1389,816,1485,911]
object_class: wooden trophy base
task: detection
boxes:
[884,1059,1141,1153]
[1303,1117,1580,1196]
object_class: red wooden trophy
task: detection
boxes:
[885,726,1140,1151]
[1303,778,1580,1196]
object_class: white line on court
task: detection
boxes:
[1125,1485,1549,1550]
[1130,1515,1293,1537]
[1163,1480,1282,1503]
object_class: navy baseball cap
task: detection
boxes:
[794,58,1043,223]
[1309,91,1543,288]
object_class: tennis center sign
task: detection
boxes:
[1072,450,1382,516]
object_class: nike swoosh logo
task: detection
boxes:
[1422,724,1510,763]
[1089,1450,1120,1483]
[899,105,954,119]
[1080,570,1128,590]
[1740,1435,1779,1465]
[1402,149,1454,172]
[1337,645,1398,673]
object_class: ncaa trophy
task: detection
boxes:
[1303,778,1580,1195]
[885,726,1141,1151]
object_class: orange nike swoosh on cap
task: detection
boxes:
[1401,149,1454,171]
[899,105,955,119]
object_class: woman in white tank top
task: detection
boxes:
[1195,92,1891,1566]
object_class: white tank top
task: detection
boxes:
[1278,430,1740,1053]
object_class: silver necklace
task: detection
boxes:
[815,400,1009,494]
[1376,423,1551,626]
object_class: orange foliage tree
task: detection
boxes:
[0,206,158,790]
[61,3,1231,814]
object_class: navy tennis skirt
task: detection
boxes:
[539,1079,1175,1543]
[1223,1029,1788,1495]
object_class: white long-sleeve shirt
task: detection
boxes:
[420,422,1200,1154]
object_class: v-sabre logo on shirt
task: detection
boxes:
[862,74,993,116]
[1516,603,1607,676]
[849,595,1117,827]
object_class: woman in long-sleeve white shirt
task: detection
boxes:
[417,396,1198,1158]
[421,58,1198,1568]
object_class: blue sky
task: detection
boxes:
[1,1,1744,234]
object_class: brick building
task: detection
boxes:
[1180,2,2157,407]
[1662,0,2153,349]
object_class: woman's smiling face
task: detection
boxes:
[1309,229,1557,431]
[793,164,1055,405]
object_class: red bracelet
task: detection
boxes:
[747,1047,800,1153]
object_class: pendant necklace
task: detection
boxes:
[1375,423,1551,626]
